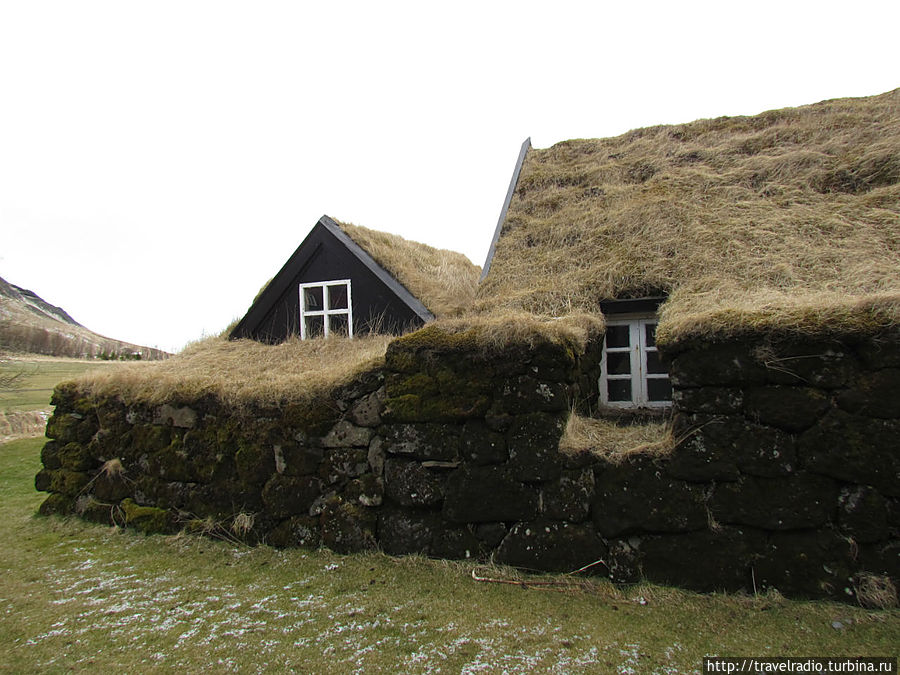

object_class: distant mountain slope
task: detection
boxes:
[0,276,168,360]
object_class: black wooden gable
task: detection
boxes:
[230,215,434,343]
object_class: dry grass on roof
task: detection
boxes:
[424,310,604,354]
[72,335,392,408]
[339,221,481,318]
[477,88,900,345]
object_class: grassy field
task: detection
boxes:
[0,357,120,413]
[1,437,897,673]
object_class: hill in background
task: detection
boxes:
[0,276,168,360]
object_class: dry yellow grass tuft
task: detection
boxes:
[75,335,392,408]
[425,310,604,354]
[339,221,481,318]
[478,89,900,346]
[559,412,674,462]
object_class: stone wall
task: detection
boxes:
[35,327,899,603]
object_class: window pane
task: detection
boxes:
[646,350,667,374]
[328,284,348,310]
[607,379,632,402]
[329,314,350,338]
[644,322,657,347]
[606,352,631,375]
[647,378,672,402]
[605,325,630,348]
[305,315,325,338]
[304,286,323,311]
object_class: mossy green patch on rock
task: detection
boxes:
[267,516,321,548]
[39,441,61,470]
[38,492,74,516]
[320,496,376,554]
[121,498,173,534]
[235,439,276,486]
[281,401,339,436]
[57,442,97,472]
[49,469,91,496]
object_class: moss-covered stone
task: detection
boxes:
[430,524,484,560]
[670,416,798,479]
[281,401,338,436]
[761,342,860,388]
[799,410,900,496]
[344,474,383,507]
[385,325,482,372]
[91,466,133,502]
[319,448,369,485]
[321,420,373,448]
[49,469,91,496]
[494,519,608,574]
[442,465,538,523]
[672,387,743,415]
[542,469,594,522]
[348,389,384,427]
[235,439,276,486]
[494,376,569,414]
[56,442,96,472]
[837,368,900,419]
[855,335,900,370]
[709,473,839,530]
[632,527,768,592]
[45,412,95,444]
[40,440,61,470]
[261,475,322,518]
[743,386,831,432]
[507,412,566,482]
[377,507,438,555]
[459,422,507,465]
[275,442,323,477]
[38,492,74,516]
[130,424,173,454]
[667,414,742,481]
[267,516,321,548]
[34,469,54,493]
[592,457,707,537]
[838,485,889,543]
[383,372,492,422]
[121,498,173,534]
[669,344,767,387]
[74,495,117,525]
[756,529,856,600]
[320,497,376,554]
[380,423,460,462]
[384,459,444,507]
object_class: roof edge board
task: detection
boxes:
[229,224,327,339]
[319,215,436,323]
[480,137,531,282]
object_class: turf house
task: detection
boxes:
[35,88,899,605]
[229,215,481,342]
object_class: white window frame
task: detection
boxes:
[599,314,671,408]
[299,279,353,339]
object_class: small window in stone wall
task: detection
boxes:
[600,315,671,408]
[299,280,353,339]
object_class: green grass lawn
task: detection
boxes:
[0,358,119,413]
[1,438,897,673]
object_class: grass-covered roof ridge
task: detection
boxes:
[75,335,393,409]
[337,221,481,319]
[477,88,900,345]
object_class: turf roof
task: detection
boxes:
[477,89,900,346]
[338,220,481,319]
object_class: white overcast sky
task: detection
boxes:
[1,1,897,352]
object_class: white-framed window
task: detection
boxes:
[299,279,353,339]
[600,315,671,408]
